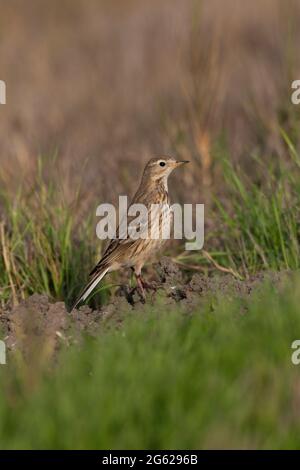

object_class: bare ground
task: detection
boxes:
[0,257,289,356]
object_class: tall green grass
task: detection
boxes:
[1,132,300,306]
[210,131,300,276]
[0,160,108,308]
[1,275,300,449]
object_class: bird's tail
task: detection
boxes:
[69,266,109,312]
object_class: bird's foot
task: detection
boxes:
[128,275,156,304]
[140,278,157,291]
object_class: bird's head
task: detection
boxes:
[142,156,189,184]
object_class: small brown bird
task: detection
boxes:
[71,156,189,310]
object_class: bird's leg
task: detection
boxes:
[135,273,146,302]
[127,268,146,302]
[132,265,156,292]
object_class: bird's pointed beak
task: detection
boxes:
[176,160,190,166]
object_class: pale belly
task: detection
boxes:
[121,203,173,269]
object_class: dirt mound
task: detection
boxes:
[0,258,289,355]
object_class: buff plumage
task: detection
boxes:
[70,156,188,310]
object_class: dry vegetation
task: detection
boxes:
[1,0,300,308]
[1,0,300,196]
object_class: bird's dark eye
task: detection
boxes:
[159,161,166,167]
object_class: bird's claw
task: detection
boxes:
[140,279,157,291]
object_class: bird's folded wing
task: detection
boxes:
[89,203,167,276]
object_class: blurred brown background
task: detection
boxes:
[1,0,300,205]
